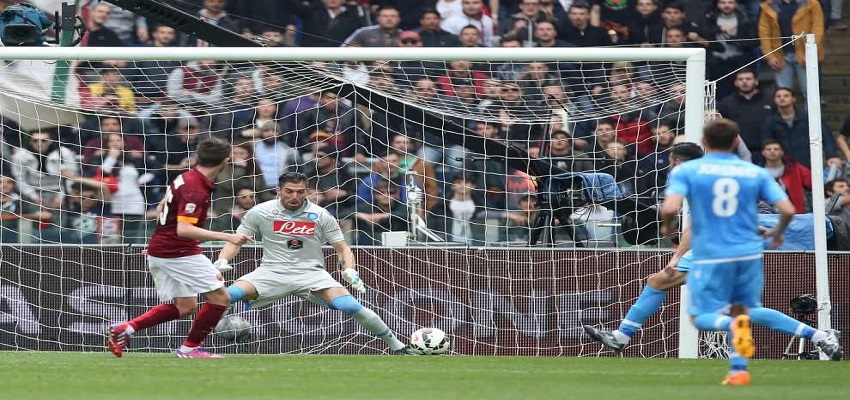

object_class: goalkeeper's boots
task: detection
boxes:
[720,370,751,386]
[106,322,132,358]
[815,329,843,361]
[174,348,225,359]
[730,315,755,359]
[393,346,419,356]
[583,325,626,353]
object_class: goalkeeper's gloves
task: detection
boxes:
[341,268,366,294]
[213,259,233,273]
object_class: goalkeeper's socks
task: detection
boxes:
[227,285,245,303]
[618,286,667,338]
[693,313,732,331]
[129,304,180,331]
[352,308,406,351]
[183,303,227,348]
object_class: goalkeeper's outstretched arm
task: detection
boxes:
[333,240,365,294]
[218,242,243,262]
[214,241,244,272]
[332,240,355,270]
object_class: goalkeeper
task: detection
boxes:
[214,172,416,355]
[584,145,842,360]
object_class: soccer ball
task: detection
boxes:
[409,327,450,355]
[215,315,251,341]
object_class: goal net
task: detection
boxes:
[0,46,714,356]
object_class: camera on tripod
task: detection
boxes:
[790,293,818,315]
[783,294,820,360]
[0,2,84,46]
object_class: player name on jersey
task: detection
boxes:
[272,220,316,236]
[697,163,759,177]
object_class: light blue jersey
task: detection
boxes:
[666,153,788,263]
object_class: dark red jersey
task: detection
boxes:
[147,169,215,258]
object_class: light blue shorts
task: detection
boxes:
[686,256,763,316]
[676,250,694,273]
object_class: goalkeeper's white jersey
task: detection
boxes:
[237,199,345,273]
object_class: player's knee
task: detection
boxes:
[330,294,364,316]
[175,301,197,317]
[646,273,667,290]
[647,272,681,291]
[202,288,231,306]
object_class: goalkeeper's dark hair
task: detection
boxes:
[670,142,704,162]
[278,171,308,186]
[196,138,231,167]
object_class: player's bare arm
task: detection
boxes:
[212,241,245,273]
[333,240,364,294]
[332,241,355,269]
[665,224,692,274]
[176,221,251,244]
[763,198,794,248]
[659,193,684,236]
[217,241,243,262]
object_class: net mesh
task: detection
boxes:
[1,247,842,358]
[0,56,694,246]
[0,52,704,355]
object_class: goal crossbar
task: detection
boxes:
[0,46,706,62]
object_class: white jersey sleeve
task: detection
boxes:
[318,209,345,244]
[237,207,261,237]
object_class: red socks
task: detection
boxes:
[127,302,228,348]
[128,304,180,331]
[183,303,228,348]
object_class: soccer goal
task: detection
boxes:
[0,44,788,357]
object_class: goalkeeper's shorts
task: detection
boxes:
[236,267,343,309]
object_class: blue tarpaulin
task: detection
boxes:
[757,213,833,250]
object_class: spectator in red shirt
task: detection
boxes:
[760,139,812,213]
[607,83,653,156]
[436,60,489,97]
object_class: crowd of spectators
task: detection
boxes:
[0,0,848,246]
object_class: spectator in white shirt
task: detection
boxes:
[440,0,496,46]
[253,121,300,190]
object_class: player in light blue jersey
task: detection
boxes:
[661,118,832,385]
[584,144,842,362]
[585,243,841,358]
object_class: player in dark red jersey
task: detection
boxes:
[106,138,252,359]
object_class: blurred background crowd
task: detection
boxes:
[0,0,849,247]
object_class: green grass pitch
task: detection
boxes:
[2,352,848,400]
